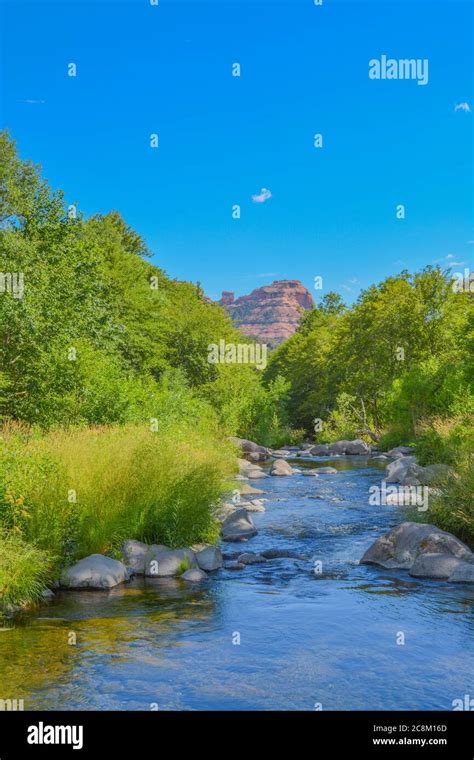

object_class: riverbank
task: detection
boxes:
[0,422,236,613]
[1,429,472,615]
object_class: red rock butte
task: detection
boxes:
[218,279,314,347]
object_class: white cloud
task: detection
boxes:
[454,102,471,113]
[18,99,45,104]
[445,254,466,266]
[251,188,272,203]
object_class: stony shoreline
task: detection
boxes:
[29,436,473,602]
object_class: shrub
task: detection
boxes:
[415,417,474,467]
[320,393,371,443]
[430,461,474,547]
[378,429,415,452]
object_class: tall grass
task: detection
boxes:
[0,422,235,572]
[0,532,51,612]
[412,416,474,545]
[415,416,473,467]
[430,461,474,547]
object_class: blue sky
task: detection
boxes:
[1,0,472,302]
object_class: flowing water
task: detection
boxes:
[1,457,473,710]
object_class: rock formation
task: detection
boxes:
[218,279,314,346]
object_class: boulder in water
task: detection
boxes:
[309,444,330,456]
[144,547,196,577]
[181,567,208,582]
[195,546,223,571]
[385,456,416,483]
[237,552,266,565]
[449,562,474,583]
[346,439,371,455]
[270,458,294,476]
[361,522,472,570]
[221,508,257,541]
[409,553,465,579]
[61,554,130,590]
[328,440,351,455]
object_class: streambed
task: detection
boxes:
[1,457,473,710]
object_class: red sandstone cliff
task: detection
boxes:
[218,280,314,346]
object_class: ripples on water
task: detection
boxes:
[1,457,473,710]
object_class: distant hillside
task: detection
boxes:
[218,280,314,346]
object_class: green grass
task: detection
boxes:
[0,421,236,582]
[429,461,474,547]
[0,532,51,613]
[415,416,473,467]
[176,556,192,576]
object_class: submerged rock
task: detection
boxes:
[237,552,266,565]
[61,555,130,590]
[261,548,303,559]
[313,467,338,475]
[225,562,245,570]
[221,508,258,541]
[181,567,208,582]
